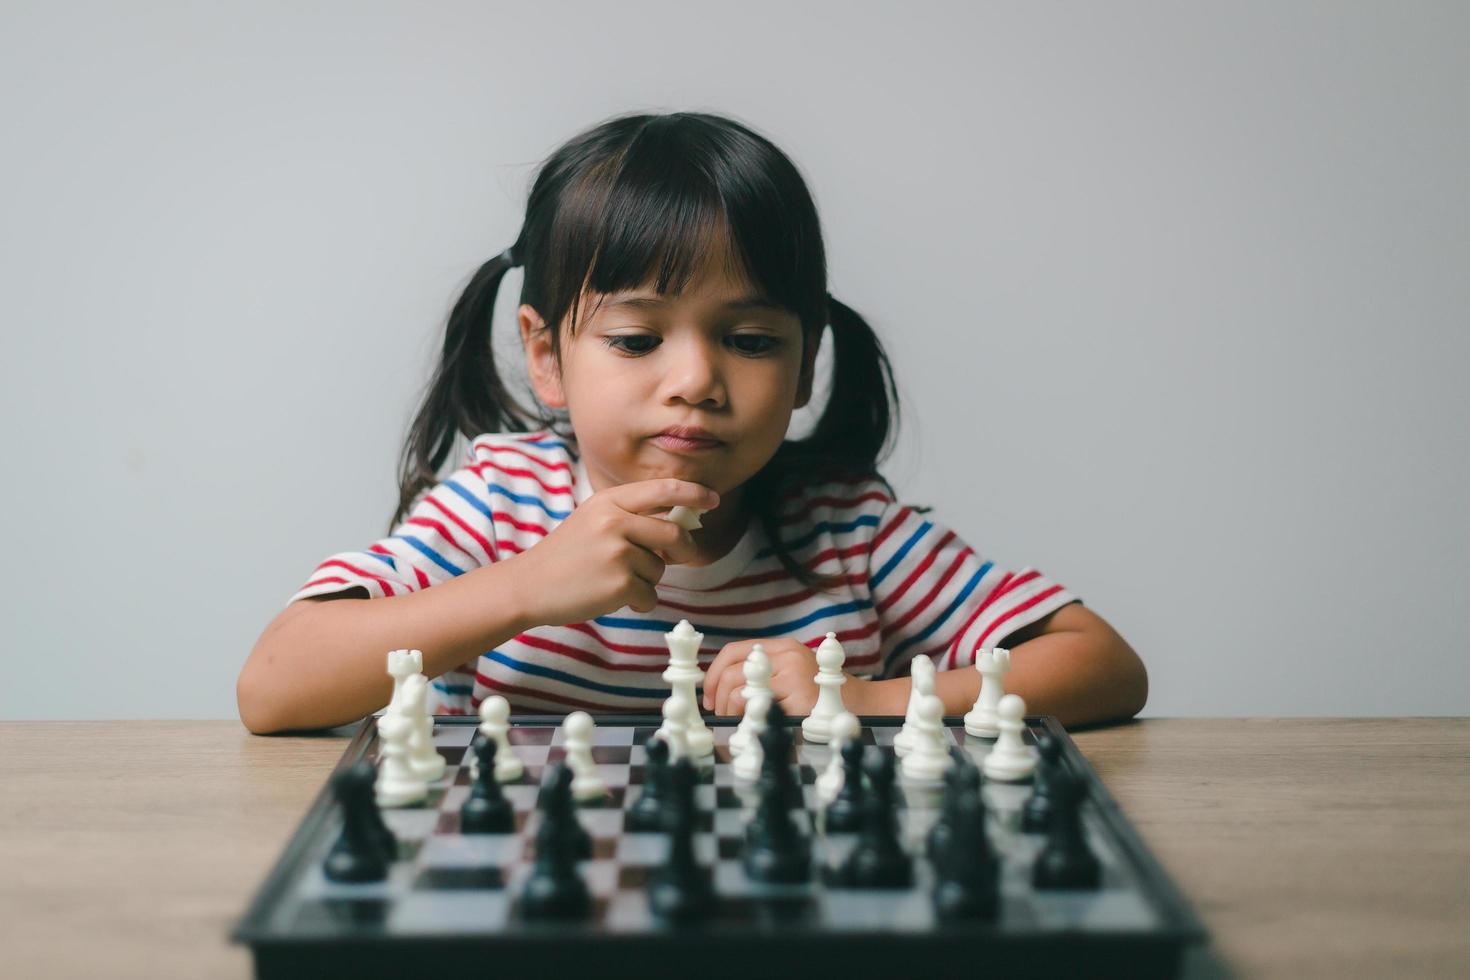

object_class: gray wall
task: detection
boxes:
[3,2,1466,720]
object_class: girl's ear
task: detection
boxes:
[519,304,567,410]
[794,327,822,409]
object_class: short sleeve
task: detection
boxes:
[287,455,501,605]
[865,492,1079,677]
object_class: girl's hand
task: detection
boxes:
[702,638,868,717]
[506,478,719,627]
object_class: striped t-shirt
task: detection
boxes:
[289,430,1079,714]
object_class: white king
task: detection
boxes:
[800,631,848,744]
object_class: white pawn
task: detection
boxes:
[982,694,1037,782]
[801,632,848,743]
[375,683,429,807]
[728,645,774,755]
[817,711,861,804]
[732,692,770,782]
[900,693,952,783]
[562,711,606,801]
[471,695,523,784]
[664,620,714,757]
[401,675,446,783]
[659,695,691,763]
[964,647,1012,738]
[893,655,936,757]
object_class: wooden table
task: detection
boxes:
[2,719,1466,979]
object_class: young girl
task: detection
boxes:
[237,111,1146,734]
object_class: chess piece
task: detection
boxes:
[460,737,515,833]
[1032,766,1101,890]
[982,694,1036,782]
[801,632,848,743]
[817,712,861,804]
[1022,733,1065,833]
[964,647,1011,738]
[732,692,770,782]
[562,711,606,801]
[900,694,951,783]
[893,655,936,757]
[663,620,714,757]
[472,695,523,784]
[324,762,392,882]
[727,645,773,755]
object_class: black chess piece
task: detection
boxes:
[460,737,515,834]
[932,772,999,921]
[519,763,592,920]
[1032,766,1101,890]
[839,747,912,888]
[628,735,670,831]
[926,755,981,860]
[1021,733,1064,833]
[323,763,391,882]
[649,757,714,921]
[743,703,811,883]
[824,736,867,833]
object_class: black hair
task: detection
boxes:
[392,110,904,592]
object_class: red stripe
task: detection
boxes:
[874,529,955,615]
[977,584,1064,647]
[315,558,400,596]
[469,459,575,497]
[471,440,574,474]
[425,494,498,560]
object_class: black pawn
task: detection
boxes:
[628,735,670,831]
[1021,733,1064,833]
[520,763,592,919]
[460,737,515,834]
[824,736,868,833]
[932,772,1000,921]
[323,762,390,882]
[926,755,981,860]
[649,757,714,920]
[839,747,912,888]
[743,702,811,883]
[1032,766,1101,890]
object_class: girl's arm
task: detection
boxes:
[849,602,1148,728]
[236,560,533,734]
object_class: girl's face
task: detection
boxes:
[519,236,817,507]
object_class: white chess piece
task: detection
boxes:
[386,648,423,709]
[732,692,770,782]
[893,655,936,757]
[562,711,606,801]
[900,693,951,783]
[801,632,848,743]
[964,647,1012,738]
[664,506,705,531]
[982,694,1037,782]
[663,620,714,756]
[375,682,429,807]
[728,645,773,755]
[658,695,692,763]
[472,695,523,784]
[817,711,861,804]
[399,674,446,783]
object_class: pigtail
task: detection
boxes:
[389,247,532,530]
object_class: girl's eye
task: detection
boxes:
[600,334,781,357]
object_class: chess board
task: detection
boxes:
[233,715,1205,979]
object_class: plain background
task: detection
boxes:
[2,2,1465,721]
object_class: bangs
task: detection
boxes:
[540,118,823,338]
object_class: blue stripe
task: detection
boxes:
[889,561,994,662]
[756,515,880,559]
[593,599,871,640]
[390,534,465,578]
[447,476,572,521]
[870,519,933,590]
[482,649,664,699]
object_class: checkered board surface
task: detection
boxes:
[235,715,1205,979]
